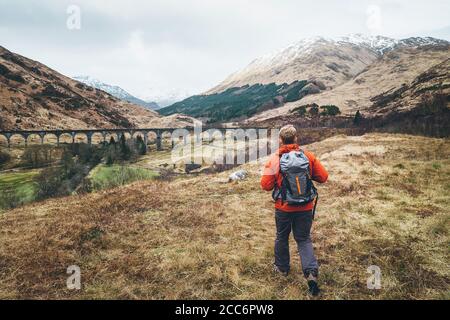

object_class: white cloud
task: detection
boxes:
[366,4,383,34]
[127,30,149,63]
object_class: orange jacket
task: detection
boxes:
[260,144,328,212]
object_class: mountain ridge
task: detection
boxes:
[207,34,449,95]
[72,76,160,110]
[160,34,449,123]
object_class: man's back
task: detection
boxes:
[260,143,328,212]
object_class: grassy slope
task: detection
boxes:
[88,164,159,191]
[0,133,448,299]
[0,170,40,210]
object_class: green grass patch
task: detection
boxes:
[0,170,40,210]
[432,162,442,170]
[89,165,159,191]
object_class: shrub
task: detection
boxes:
[309,104,319,117]
[291,105,307,116]
[0,191,23,210]
[320,105,341,116]
[34,146,92,200]
[21,145,56,168]
[36,167,64,199]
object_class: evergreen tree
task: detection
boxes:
[61,148,75,178]
[119,134,132,160]
[309,104,319,117]
[135,135,147,155]
[353,110,363,125]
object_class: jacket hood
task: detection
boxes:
[277,144,300,155]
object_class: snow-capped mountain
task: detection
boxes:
[337,34,399,54]
[207,34,449,94]
[337,34,447,53]
[397,36,449,47]
[139,88,193,108]
[72,76,160,110]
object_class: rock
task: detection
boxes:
[228,170,248,182]
[185,163,202,173]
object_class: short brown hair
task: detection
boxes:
[279,125,297,144]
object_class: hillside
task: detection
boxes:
[207,35,448,95]
[0,46,190,130]
[0,133,448,299]
[72,76,160,111]
[369,57,450,115]
[159,81,311,122]
[250,44,450,121]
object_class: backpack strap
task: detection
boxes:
[280,172,291,204]
[312,192,319,220]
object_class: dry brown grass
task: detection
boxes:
[0,133,449,299]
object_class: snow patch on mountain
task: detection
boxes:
[236,34,448,75]
[73,76,129,99]
[72,76,160,110]
[337,34,399,54]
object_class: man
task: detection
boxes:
[260,125,328,296]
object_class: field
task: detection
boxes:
[0,170,40,210]
[0,133,449,299]
[89,164,159,191]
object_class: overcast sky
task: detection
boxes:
[1,0,449,101]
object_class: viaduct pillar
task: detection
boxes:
[156,130,162,151]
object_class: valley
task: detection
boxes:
[0,32,449,301]
[0,133,448,299]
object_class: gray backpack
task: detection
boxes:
[272,150,318,212]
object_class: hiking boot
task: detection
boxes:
[307,280,321,297]
[273,265,289,277]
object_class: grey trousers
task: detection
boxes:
[274,209,319,277]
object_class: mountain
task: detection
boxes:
[72,76,160,110]
[139,89,192,108]
[206,35,381,95]
[160,34,449,123]
[0,46,193,130]
[208,35,448,94]
[250,42,450,121]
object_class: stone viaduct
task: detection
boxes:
[0,127,271,151]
